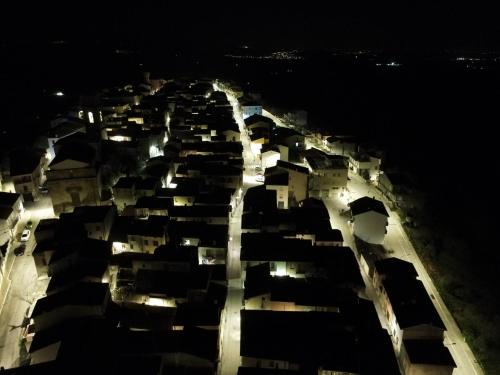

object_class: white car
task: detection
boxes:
[20,229,31,242]
[255,174,265,183]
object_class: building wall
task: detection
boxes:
[261,152,280,170]
[199,246,226,265]
[170,216,229,225]
[287,170,308,206]
[33,250,54,278]
[113,187,136,211]
[403,325,444,342]
[83,206,116,240]
[0,210,20,244]
[33,303,107,332]
[242,105,262,119]
[308,168,347,198]
[173,195,195,206]
[277,145,289,162]
[352,211,388,245]
[266,185,289,209]
[12,170,40,201]
[349,156,381,182]
[128,234,166,254]
[400,344,454,375]
[222,130,241,142]
[47,169,101,215]
[30,341,61,365]
[245,294,338,313]
[243,261,313,279]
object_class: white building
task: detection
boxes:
[241,101,262,119]
[349,196,389,244]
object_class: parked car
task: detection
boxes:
[25,221,33,230]
[20,229,31,242]
[14,244,26,256]
[38,185,49,194]
[255,173,265,183]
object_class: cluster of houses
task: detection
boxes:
[372,258,456,375]
[0,77,250,374]
[0,75,456,375]
[238,185,400,372]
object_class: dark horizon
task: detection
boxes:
[2,4,500,52]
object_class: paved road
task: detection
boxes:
[0,196,54,369]
[217,86,260,374]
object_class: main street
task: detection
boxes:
[216,84,260,375]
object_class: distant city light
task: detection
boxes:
[55,91,64,96]
[88,111,94,124]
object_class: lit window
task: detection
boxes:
[88,111,94,123]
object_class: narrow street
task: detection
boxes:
[216,85,259,375]
[0,196,54,369]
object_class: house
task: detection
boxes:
[325,135,358,156]
[374,258,446,352]
[135,177,161,199]
[28,317,112,366]
[260,144,288,170]
[112,176,142,211]
[349,150,382,182]
[168,221,228,265]
[46,237,111,281]
[9,150,43,201]
[250,129,270,155]
[176,162,242,190]
[135,196,170,218]
[45,120,87,161]
[243,185,277,215]
[303,148,348,198]
[272,127,304,161]
[349,196,389,244]
[168,205,230,225]
[173,302,222,330]
[265,160,308,208]
[68,205,117,240]
[400,339,456,375]
[114,327,220,374]
[244,263,356,312]
[126,218,168,254]
[219,123,241,142]
[179,141,242,157]
[0,191,23,245]
[240,310,399,374]
[143,156,174,187]
[264,171,289,209]
[244,114,275,134]
[30,282,110,332]
[240,233,363,289]
[32,240,57,278]
[46,141,101,215]
[240,99,263,119]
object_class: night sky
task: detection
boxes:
[2,3,500,51]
